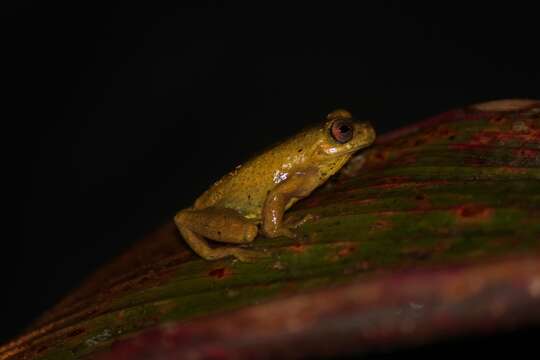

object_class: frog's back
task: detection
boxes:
[194,131,319,219]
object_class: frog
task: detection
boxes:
[174,109,376,261]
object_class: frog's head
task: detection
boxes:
[316,109,376,159]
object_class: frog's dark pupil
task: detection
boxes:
[339,125,350,133]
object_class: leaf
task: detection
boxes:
[2,99,540,360]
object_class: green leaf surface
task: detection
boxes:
[2,99,540,359]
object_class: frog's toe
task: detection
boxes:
[281,227,303,239]
[230,248,269,262]
[286,213,316,229]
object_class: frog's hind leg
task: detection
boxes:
[174,207,264,262]
[176,207,258,243]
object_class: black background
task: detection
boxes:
[3,1,539,355]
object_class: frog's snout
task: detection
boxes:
[355,121,376,145]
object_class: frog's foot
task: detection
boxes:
[261,225,300,239]
[194,244,268,262]
[228,247,269,262]
[196,245,268,262]
[261,214,316,239]
[264,213,316,239]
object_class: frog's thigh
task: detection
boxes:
[175,221,263,262]
[175,207,258,244]
[175,208,262,261]
[261,168,319,238]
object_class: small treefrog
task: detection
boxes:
[175,110,376,261]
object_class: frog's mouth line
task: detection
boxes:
[325,146,371,158]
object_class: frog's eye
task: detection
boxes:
[330,119,354,144]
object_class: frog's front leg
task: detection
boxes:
[261,167,320,238]
[174,207,263,261]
